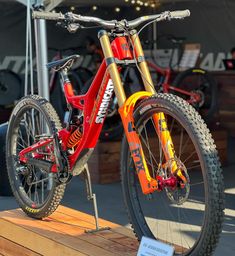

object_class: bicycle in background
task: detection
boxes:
[131,35,218,123]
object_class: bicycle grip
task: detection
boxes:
[169,9,190,19]
[32,11,64,20]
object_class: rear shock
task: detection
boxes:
[67,128,82,148]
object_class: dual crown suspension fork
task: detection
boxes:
[99,30,186,194]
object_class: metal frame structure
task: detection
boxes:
[15,0,63,100]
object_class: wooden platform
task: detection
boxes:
[0,206,139,256]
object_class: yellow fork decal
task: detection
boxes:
[152,113,186,183]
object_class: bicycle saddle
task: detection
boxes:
[46,54,80,71]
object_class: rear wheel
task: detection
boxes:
[172,68,218,123]
[121,93,224,255]
[6,95,66,219]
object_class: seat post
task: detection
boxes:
[59,68,70,84]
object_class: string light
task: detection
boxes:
[123,0,161,10]
[115,7,121,12]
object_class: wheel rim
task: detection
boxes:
[9,106,56,208]
[126,108,207,255]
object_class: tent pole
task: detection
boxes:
[34,16,49,100]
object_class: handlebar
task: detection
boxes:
[32,9,190,30]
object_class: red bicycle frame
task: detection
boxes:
[20,36,131,170]
[19,30,186,195]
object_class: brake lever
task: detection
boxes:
[67,23,80,33]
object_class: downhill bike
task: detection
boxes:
[6,9,224,255]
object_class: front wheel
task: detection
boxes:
[121,93,224,255]
[6,95,66,219]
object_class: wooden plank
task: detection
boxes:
[0,219,84,256]
[44,211,136,255]
[98,230,139,250]
[98,141,121,154]
[0,236,41,256]
[56,206,136,239]
[0,207,139,256]
[0,210,120,256]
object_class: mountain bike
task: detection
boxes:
[6,9,224,255]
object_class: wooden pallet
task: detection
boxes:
[0,206,139,256]
[88,129,228,184]
[211,71,235,136]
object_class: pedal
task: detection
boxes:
[83,164,110,233]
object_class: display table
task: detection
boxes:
[0,206,138,256]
